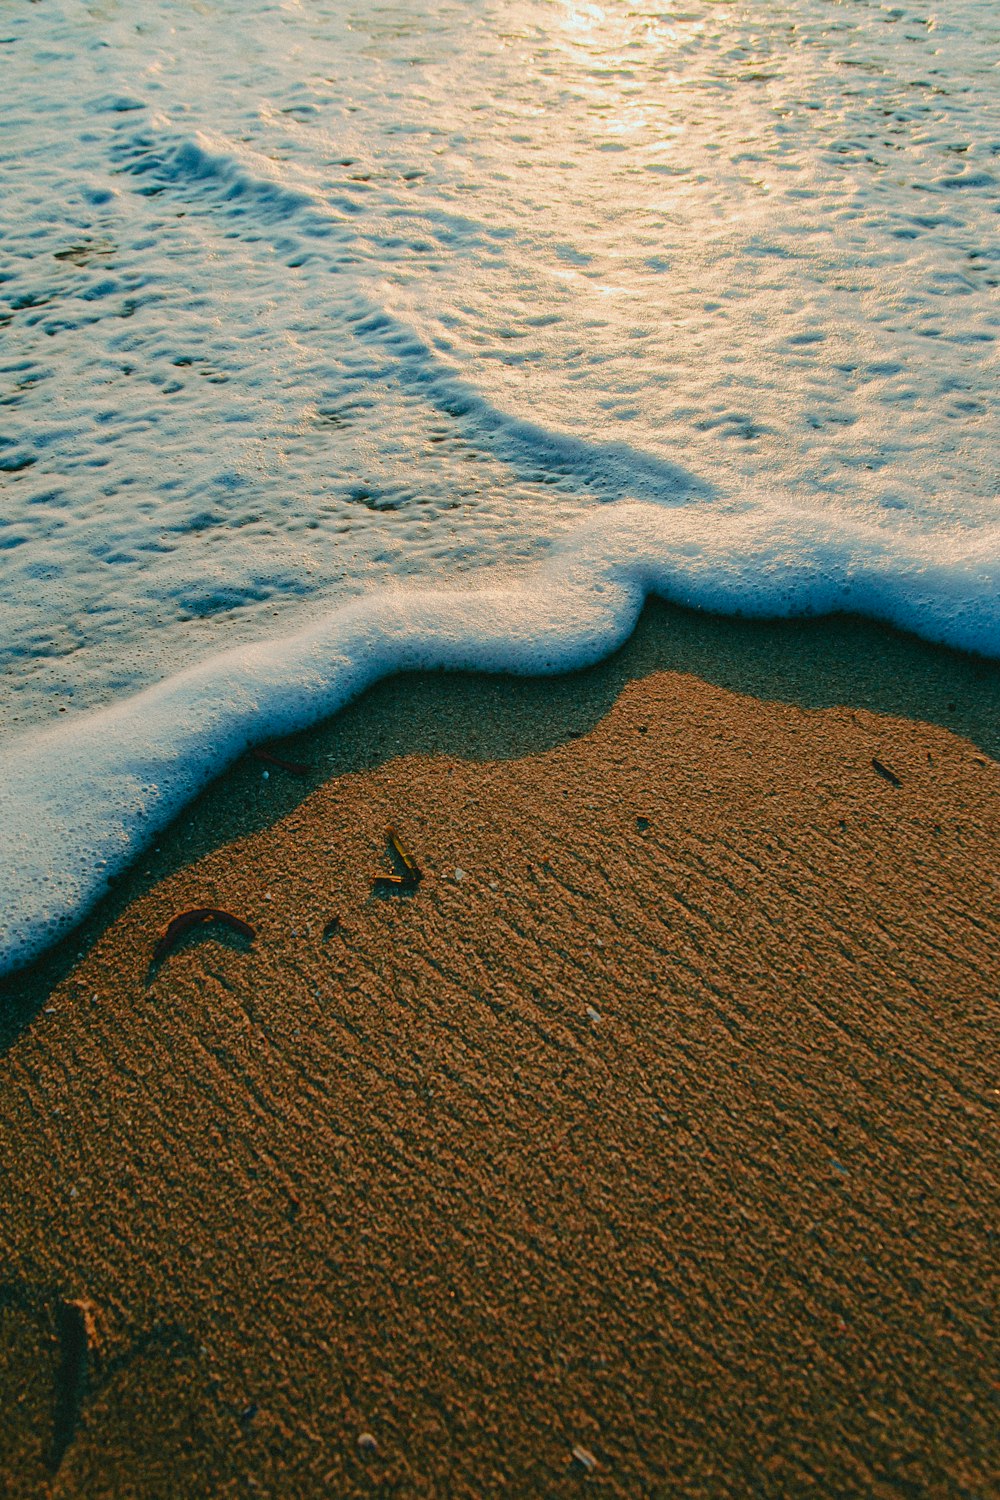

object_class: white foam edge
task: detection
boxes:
[1,499,997,980]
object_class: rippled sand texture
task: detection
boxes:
[3,0,999,727]
[1,672,997,1497]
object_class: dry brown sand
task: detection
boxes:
[1,637,999,1497]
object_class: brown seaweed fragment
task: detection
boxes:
[871,756,903,789]
[251,747,313,776]
[49,1298,100,1474]
[152,908,256,964]
[372,825,423,894]
[387,825,421,880]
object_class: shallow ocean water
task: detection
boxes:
[1,0,998,974]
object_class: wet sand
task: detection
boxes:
[1,606,998,1498]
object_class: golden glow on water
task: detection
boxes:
[1,0,997,973]
[364,0,997,536]
[2,0,996,752]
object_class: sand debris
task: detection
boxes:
[151,908,256,966]
[372,825,422,894]
[251,747,313,776]
[571,1444,599,1473]
[871,756,903,788]
[49,1297,100,1473]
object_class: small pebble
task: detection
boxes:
[357,1432,378,1455]
[261,770,269,780]
[454,868,465,881]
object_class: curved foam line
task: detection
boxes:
[114,125,711,507]
[116,128,338,228]
[1,501,997,980]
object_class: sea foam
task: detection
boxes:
[3,0,999,978]
[1,499,997,980]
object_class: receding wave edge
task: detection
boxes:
[1,499,997,980]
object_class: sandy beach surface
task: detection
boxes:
[1,606,998,1498]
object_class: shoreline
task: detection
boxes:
[2,598,998,1030]
[3,486,1000,989]
[1,606,998,1495]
